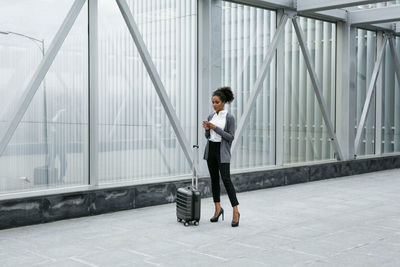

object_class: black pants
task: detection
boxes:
[206,141,239,207]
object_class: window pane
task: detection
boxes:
[355,29,376,156]
[284,18,336,164]
[222,2,276,170]
[0,2,88,193]
[382,37,400,153]
[98,0,197,183]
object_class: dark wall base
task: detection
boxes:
[1,155,399,230]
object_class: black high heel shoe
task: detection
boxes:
[210,208,224,222]
[231,212,240,227]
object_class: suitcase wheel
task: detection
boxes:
[194,221,199,226]
[177,218,182,222]
[184,222,189,227]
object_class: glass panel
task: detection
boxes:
[98,0,197,183]
[355,29,376,156]
[382,37,400,153]
[0,2,88,193]
[283,17,336,164]
[0,0,75,140]
[221,2,276,170]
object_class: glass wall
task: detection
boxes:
[98,0,197,183]
[0,1,88,193]
[1,0,400,196]
[355,29,376,156]
[283,17,336,164]
[221,2,276,170]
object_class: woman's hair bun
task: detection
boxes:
[213,86,235,104]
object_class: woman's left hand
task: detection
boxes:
[208,122,216,130]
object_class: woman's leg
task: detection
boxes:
[207,158,221,205]
[207,142,222,217]
[219,163,239,207]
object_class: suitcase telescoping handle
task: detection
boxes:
[192,144,199,190]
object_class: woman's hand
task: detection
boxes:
[208,122,216,130]
[203,121,210,130]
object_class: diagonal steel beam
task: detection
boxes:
[0,0,86,157]
[292,17,344,160]
[388,36,400,90]
[231,14,289,154]
[354,35,388,154]
[115,0,194,171]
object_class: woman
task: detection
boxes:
[203,87,240,227]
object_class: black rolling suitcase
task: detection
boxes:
[176,145,201,226]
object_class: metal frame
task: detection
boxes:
[354,35,388,154]
[296,0,387,12]
[349,5,400,26]
[375,32,385,155]
[88,0,99,185]
[197,0,223,176]
[0,0,86,157]
[374,32,385,155]
[292,17,344,160]
[275,9,285,166]
[230,0,400,35]
[336,21,357,160]
[231,14,289,154]
[115,0,195,171]
[197,0,213,177]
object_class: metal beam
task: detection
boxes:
[336,22,357,160]
[115,0,194,171]
[292,17,344,160]
[229,0,294,9]
[349,5,400,25]
[275,10,285,166]
[354,35,388,154]
[231,14,289,154]
[297,0,386,12]
[370,23,395,31]
[88,0,99,185]
[388,36,400,92]
[198,0,212,177]
[312,9,348,22]
[0,0,86,157]
[375,32,385,155]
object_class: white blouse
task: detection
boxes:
[209,110,227,142]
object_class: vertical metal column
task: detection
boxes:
[336,21,356,160]
[375,32,385,155]
[197,0,222,176]
[88,0,99,185]
[198,0,212,177]
[275,9,285,166]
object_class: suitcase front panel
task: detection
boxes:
[176,188,193,220]
[176,187,201,222]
